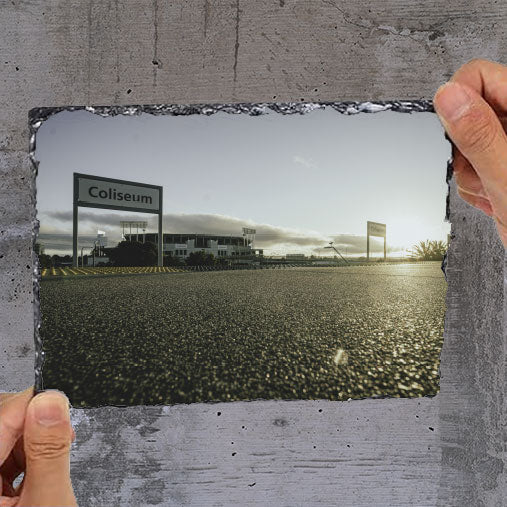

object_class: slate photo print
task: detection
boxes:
[32,103,451,407]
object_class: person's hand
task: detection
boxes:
[0,387,77,506]
[433,59,507,248]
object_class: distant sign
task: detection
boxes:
[174,244,187,249]
[242,227,256,235]
[366,221,387,261]
[75,173,162,213]
[218,245,227,250]
[367,221,386,238]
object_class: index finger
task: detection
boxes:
[450,59,507,114]
[0,387,34,466]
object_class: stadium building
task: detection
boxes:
[285,253,306,260]
[124,233,263,260]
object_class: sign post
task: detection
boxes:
[367,221,387,262]
[73,173,163,267]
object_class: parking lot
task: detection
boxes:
[40,262,446,407]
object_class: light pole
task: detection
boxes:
[324,242,349,265]
[80,243,98,267]
[92,240,98,267]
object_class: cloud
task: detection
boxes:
[292,155,318,170]
[39,211,406,255]
[164,214,329,249]
[36,232,98,252]
[309,234,405,256]
[40,211,331,251]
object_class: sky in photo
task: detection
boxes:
[35,107,451,257]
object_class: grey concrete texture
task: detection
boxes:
[0,1,506,505]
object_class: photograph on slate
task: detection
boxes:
[34,106,451,407]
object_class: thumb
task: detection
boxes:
[19,391,76,507]
[433,81,507,216]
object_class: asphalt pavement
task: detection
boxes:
[40,262,446,407]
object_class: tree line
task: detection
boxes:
[35,240,225,268]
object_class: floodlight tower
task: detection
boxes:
[121,221,148,242]
[242,227,256,251]
[324,241,349,265]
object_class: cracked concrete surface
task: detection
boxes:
[1,1,506,505]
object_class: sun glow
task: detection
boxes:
[383,218,450,254]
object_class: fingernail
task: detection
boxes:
[434,82,473,122]
[32,392,69,427]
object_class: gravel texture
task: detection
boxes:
[40,263,446,407]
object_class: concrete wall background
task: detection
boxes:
[1,1,505,505]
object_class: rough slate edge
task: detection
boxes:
[28,99,435,395]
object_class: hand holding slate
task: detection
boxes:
[0,388,77,506]
[433,59,507,248]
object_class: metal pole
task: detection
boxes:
[73,175,78,267]
[324,244,349,265]
[367,233,370,262]
[384,236,386,261]
[158,188,163,267]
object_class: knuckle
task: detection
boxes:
[457,188,475,205]
[464,58,488,70]
[452,58,494,84]
[455,173,482,196]
[25,435,70,461]
[0,418,20,442]
[458,58,492,76]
